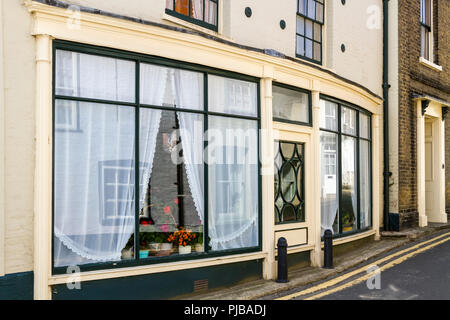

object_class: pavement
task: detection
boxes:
[182,222,450,300]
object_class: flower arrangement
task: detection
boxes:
[167,227,197,247]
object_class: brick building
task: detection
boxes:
[388,0,449,229]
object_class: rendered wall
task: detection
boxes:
[53,0,383,97]
[1,0,36,275]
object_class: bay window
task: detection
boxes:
[53,43,260,272]
[319,97,372,237]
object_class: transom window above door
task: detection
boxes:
[272,83,312,126]
[166,0,218,31]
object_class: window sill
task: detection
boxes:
[320,229,376,248]
[419,57,443,72]
[48,251,267,285]
[161,12,230,41]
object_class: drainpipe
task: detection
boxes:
[382,0,391,231]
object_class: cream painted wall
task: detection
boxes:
[388,0,399,214]
[2,0,36,274]
[0,0,5,277]
[58,0,383,97]
[325,0,383,97]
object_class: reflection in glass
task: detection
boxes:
[320,100,338,131]
[273,85,310,124]
[320,132,339,235]
[341,107,357,135]
[360,140,371,229]
[208,75,257,117]
[341,136,357,233]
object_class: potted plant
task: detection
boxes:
[167,227,196,255]
[194,233,204,253]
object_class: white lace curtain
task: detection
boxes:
[54,54,258,266]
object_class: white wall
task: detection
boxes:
[2,0,36,274]
[60,0,383,97]
[0,0,5,277]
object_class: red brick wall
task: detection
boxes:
[397,0,450,228]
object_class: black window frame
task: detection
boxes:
[51,40,261,275]
[272,82,313,127]
[165,0,219,32]
[296,0,324,65]
[319,95,373,240]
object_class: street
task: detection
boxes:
[265,230,450,300]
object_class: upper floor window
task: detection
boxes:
[296,0,324,64]
[420,0,432,61]
[166,0,218,31]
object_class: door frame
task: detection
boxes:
[417,98,447,225]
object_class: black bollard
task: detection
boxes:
[323,229,334,269]
[276,237,288,283]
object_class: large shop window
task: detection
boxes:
[319,97,372,237]
[296,0,324,64]
[53,45,260,271]
[166,0,218,31]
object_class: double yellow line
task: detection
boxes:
[276,231,450,300]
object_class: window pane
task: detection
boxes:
[166,0,174,10]
[55,50,135,102]
[305,19,313,38]
[320,99,338,131]
[320,132,339,235]
[140,63,204,110]
[421,26,430,60]
[314,23,321,41]
[307,0,316,19]
[175,0,189,15]
[360,140,371,229]
[341,107,357,135]
[296,35,305,56]
[305,39,313,58]
[341,136,358,233]
[207,116,259,251]
[298,0,306,15]
[316,3,324,23]
[54,101,136,267]
[205,0,217,25]
[139,109,204,258]
[273,85,310,123]
[360,113,370,139]
[191,0,204,20]
[296,16,305,35]
[208,75,257,117]
[314,42,321,62]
